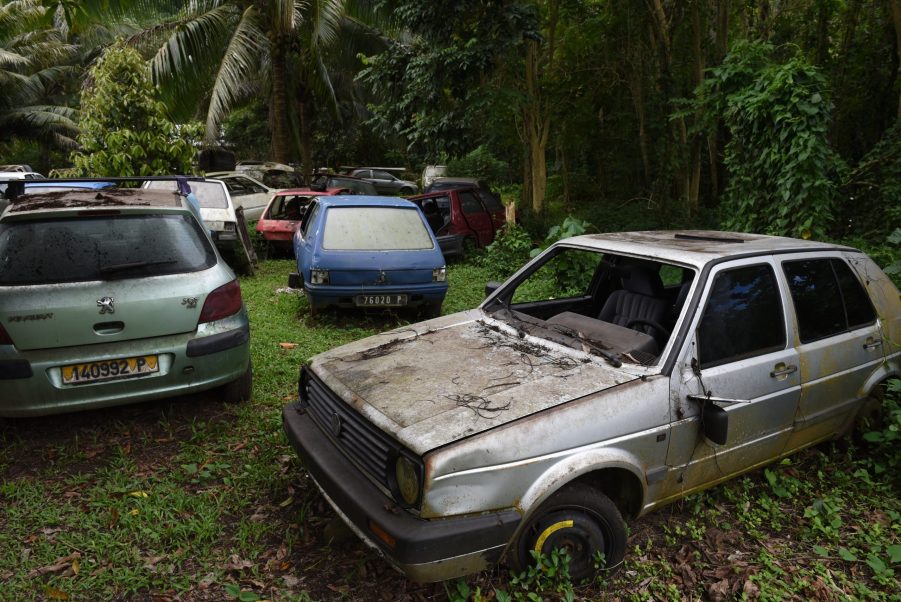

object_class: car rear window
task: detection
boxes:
[145,181,228,209]
[322,207,434,251]
[0,214,216,285]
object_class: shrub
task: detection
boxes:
[479,224,534,279]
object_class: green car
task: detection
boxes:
[0,187,252,417]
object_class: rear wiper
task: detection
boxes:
[99,260,177,274]
[546,322,623,368]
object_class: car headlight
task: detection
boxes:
[310,268,329,284]
[394,454,421,507]
[432,267,447,282]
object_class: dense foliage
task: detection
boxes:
[70,41,200,177]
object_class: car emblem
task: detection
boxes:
[97,296,115,314]
[331,413,343,437]
[376,270,387,284]
[181,297,198,309]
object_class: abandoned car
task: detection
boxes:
[282,230,900,582]
[408,188,503,258]
[255,188,346,258]
[0,188,252,416]
[288,196,448,315]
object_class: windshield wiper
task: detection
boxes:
[99,259,177,274]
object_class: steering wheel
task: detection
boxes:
[625,318,671,339]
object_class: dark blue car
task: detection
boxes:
[289,196,448,315]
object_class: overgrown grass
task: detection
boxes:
[1,256,898,601]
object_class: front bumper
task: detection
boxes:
[281,403,521,582]
[0,317,250,417]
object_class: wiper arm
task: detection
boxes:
[99,259,177,274]
[546,322,623,368]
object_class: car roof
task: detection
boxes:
[274,188,337,196]
[316,195,418,209]
[3,188,186,217]
[562,230,857,268]
[0,171,44,179]
[431,177,479,184]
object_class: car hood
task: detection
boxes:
[309,310,641,455]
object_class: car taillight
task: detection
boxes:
[198,280,243,324]
[0,323,13,345]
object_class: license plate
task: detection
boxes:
[355,294,408,307]
[62,355,159,385]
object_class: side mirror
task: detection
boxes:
[702,403,728,445]
[485,281,502,298]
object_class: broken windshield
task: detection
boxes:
[485,245,696,365]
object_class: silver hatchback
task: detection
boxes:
[0,188,252,417]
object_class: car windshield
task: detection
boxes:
[322,207,434,251]
[484,246,696,365]
[0,214,216,285]
[145,181,228,209]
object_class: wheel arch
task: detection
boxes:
[518,451,647,522]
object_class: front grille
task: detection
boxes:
[302,368,394,489]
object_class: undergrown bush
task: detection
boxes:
[479,224,534,279]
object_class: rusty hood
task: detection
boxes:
[309,310,642,455]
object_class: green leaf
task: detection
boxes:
[888,545,901,564]
[838,547,858,562]
[813,545,829,557]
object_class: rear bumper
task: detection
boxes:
[303,282,448,309]
[0,314,250,417]
[282,403,521,582]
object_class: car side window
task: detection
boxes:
[301,202,320,238]
[782,258,876,343]
[697,264,785,368]
[459,191,485,215]
[372,170,392,180]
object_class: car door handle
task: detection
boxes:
[863,338,883,351]
[770,363,798,379]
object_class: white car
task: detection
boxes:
[207,172,279,220]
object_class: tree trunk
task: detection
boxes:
[688,2,704,213]
[297,87,314,183]
[627,67,651,186]
[270,39,291,164]
[892,0,901,117]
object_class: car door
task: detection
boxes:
[223,176,270,220]
[456,190,494,246]
[370,170,397,194]
[778,254,884,448]
[662,258,801,499]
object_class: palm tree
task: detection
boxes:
[145,0,353,173]
[0,1,79,154]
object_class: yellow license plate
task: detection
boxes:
[62,355,159,385]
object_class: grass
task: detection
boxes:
[0,255,899,601]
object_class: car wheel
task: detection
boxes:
[850,387,885,442]
[511,484,627,582]
[221,362,252,403]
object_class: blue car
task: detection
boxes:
[289,196,448,315]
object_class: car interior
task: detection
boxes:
[485,248,696,364]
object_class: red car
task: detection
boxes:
[255,188,345,257]
[408,187,505,257]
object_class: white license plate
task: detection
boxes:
[355,294,408,307]
[62,355,159,385]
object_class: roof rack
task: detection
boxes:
[1,176,207,202]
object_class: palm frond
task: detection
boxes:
[204,6,267,141]
[151,3,240,84]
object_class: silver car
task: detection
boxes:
[0,188,252,416]
[282,230,900,582]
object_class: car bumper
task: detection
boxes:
[302,282,448,309]
[0,315,250,417]
[281,403,521,582]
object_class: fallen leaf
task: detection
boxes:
[327,584,350,594]
[223,555,253,572]
[129,491,149,498]
[143,555,165,569]
[278,496,293,508]
[742,579,760,601]
[128,509,140,516]
[62,491,80,499]
[108,508,119,529]
[26,553,80,578]
[282,575,300,588]
[707,578,730,602]
[44,586,70,600]
[71,556,80,576]
[278,342,298,350]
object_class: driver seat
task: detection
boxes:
[597,266,669,342]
